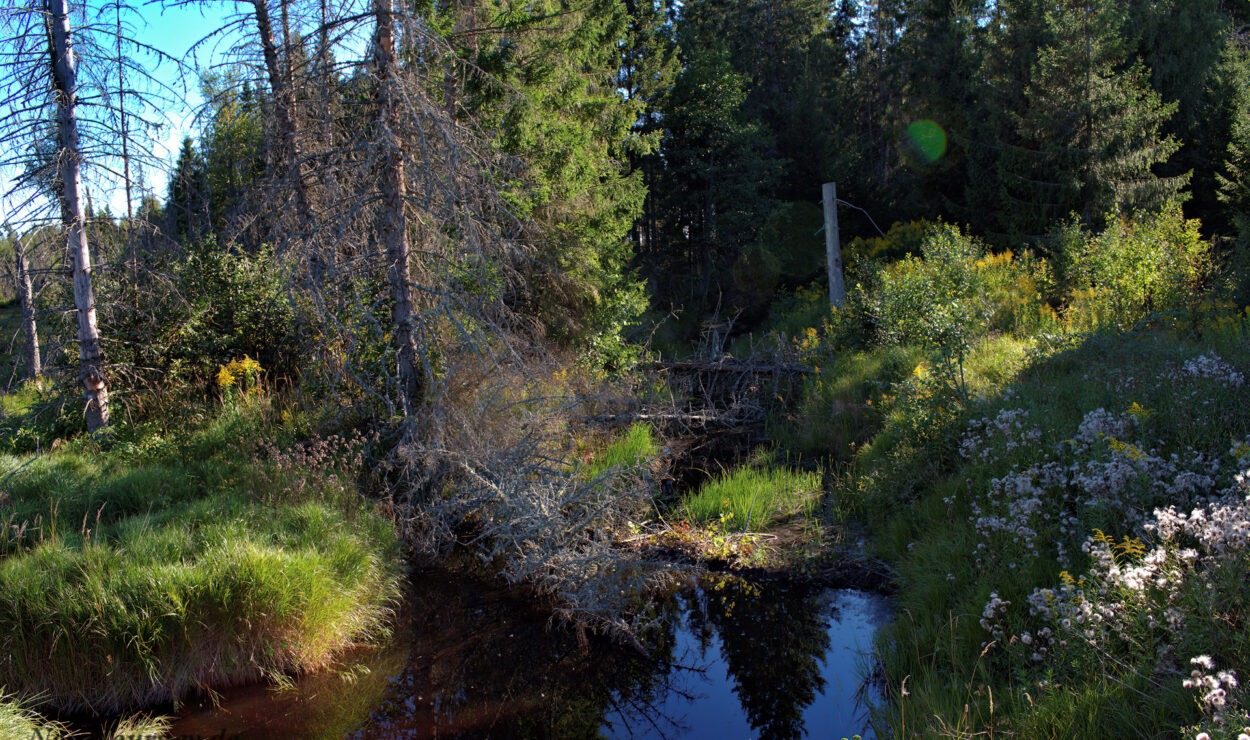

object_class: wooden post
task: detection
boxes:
[822,182,845,308]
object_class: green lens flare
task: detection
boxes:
[906,120,947,164]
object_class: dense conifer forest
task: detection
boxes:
[1,0,1250,736]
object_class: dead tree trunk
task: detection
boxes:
[48,0,109,431]
[252,0,313,231]
[374,0,423,415]
[14,236,41,381]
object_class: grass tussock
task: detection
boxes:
[682,462,821,532]
[0,690,68,738]
[0,399,400,715]
[581,423,659,481]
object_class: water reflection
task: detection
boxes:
[172,570,887,739]
[685,579,833,738]
[607,579,884,740]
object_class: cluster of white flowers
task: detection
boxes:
[1170,352,1246,387]
[967,408,1222,572]
[959,408,1042,461]
[1072,407,1136,449]
[979,591,1011,643]
[1148,498,1250,560]
[1184,655,1243,734]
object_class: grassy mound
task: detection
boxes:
[0,404,400,714]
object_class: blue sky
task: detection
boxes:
[1,0,239,224]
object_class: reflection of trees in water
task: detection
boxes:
[357,570,688,739]
[357,571,843,740]
[684,578,832,740]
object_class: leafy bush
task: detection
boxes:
[1059,205,1212,330]
[870,224,993,397]
[102,238,299,402]
[844,219,939,269]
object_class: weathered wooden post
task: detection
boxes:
[822,182,845,308]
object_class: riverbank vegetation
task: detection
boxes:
[2,0,1249,735]
[759,210,1250,736]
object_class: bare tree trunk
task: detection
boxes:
[374,0,422,415]
[48,0,109,431]
[115,0,136,295]
[14,236,41,381]
[252,0,313,232]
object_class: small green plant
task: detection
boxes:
[581,423,657,481]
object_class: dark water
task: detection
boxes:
[170,571,888,739]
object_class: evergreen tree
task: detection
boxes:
[1218,41,1250,246]
[894,0,989,222]
[618,0,679,261]
[1129,0,1229,230]
[657,42,779,306]
[999,0,1187,242]
[460,0,650,359]
[199,76,266,244]
[165,137,210,243]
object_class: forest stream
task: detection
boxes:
[167,569,889,739]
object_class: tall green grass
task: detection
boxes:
[0,400,401,715]
[682,464,821,531]
[581,423,658,481]
[0,691,67,738]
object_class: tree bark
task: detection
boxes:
[14,236,41,381]
[252,0,313,232]
[48,0,109,431]
[374,0,423,415]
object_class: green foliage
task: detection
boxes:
[682,462,822,532]
[870,224,993,397]
[844,220,938,269]
[581,423,658,481]
[773,346,921,460]
[1058,204,1212,330]
[464,0,649,367]
[101,237,299,400]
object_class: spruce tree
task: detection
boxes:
[999,0,1187,242]
[459,0,650,360]
[1218,41,1250,246]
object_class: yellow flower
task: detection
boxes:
[1106,437,1146,462]
[1126,402,1151,420]
[216,365,236,389]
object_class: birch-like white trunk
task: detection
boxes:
[374,0,422,415]
[48,0,109,430]
[14,237,41,380]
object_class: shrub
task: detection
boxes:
[1059,205,1212,331]
[870,224,993,397]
